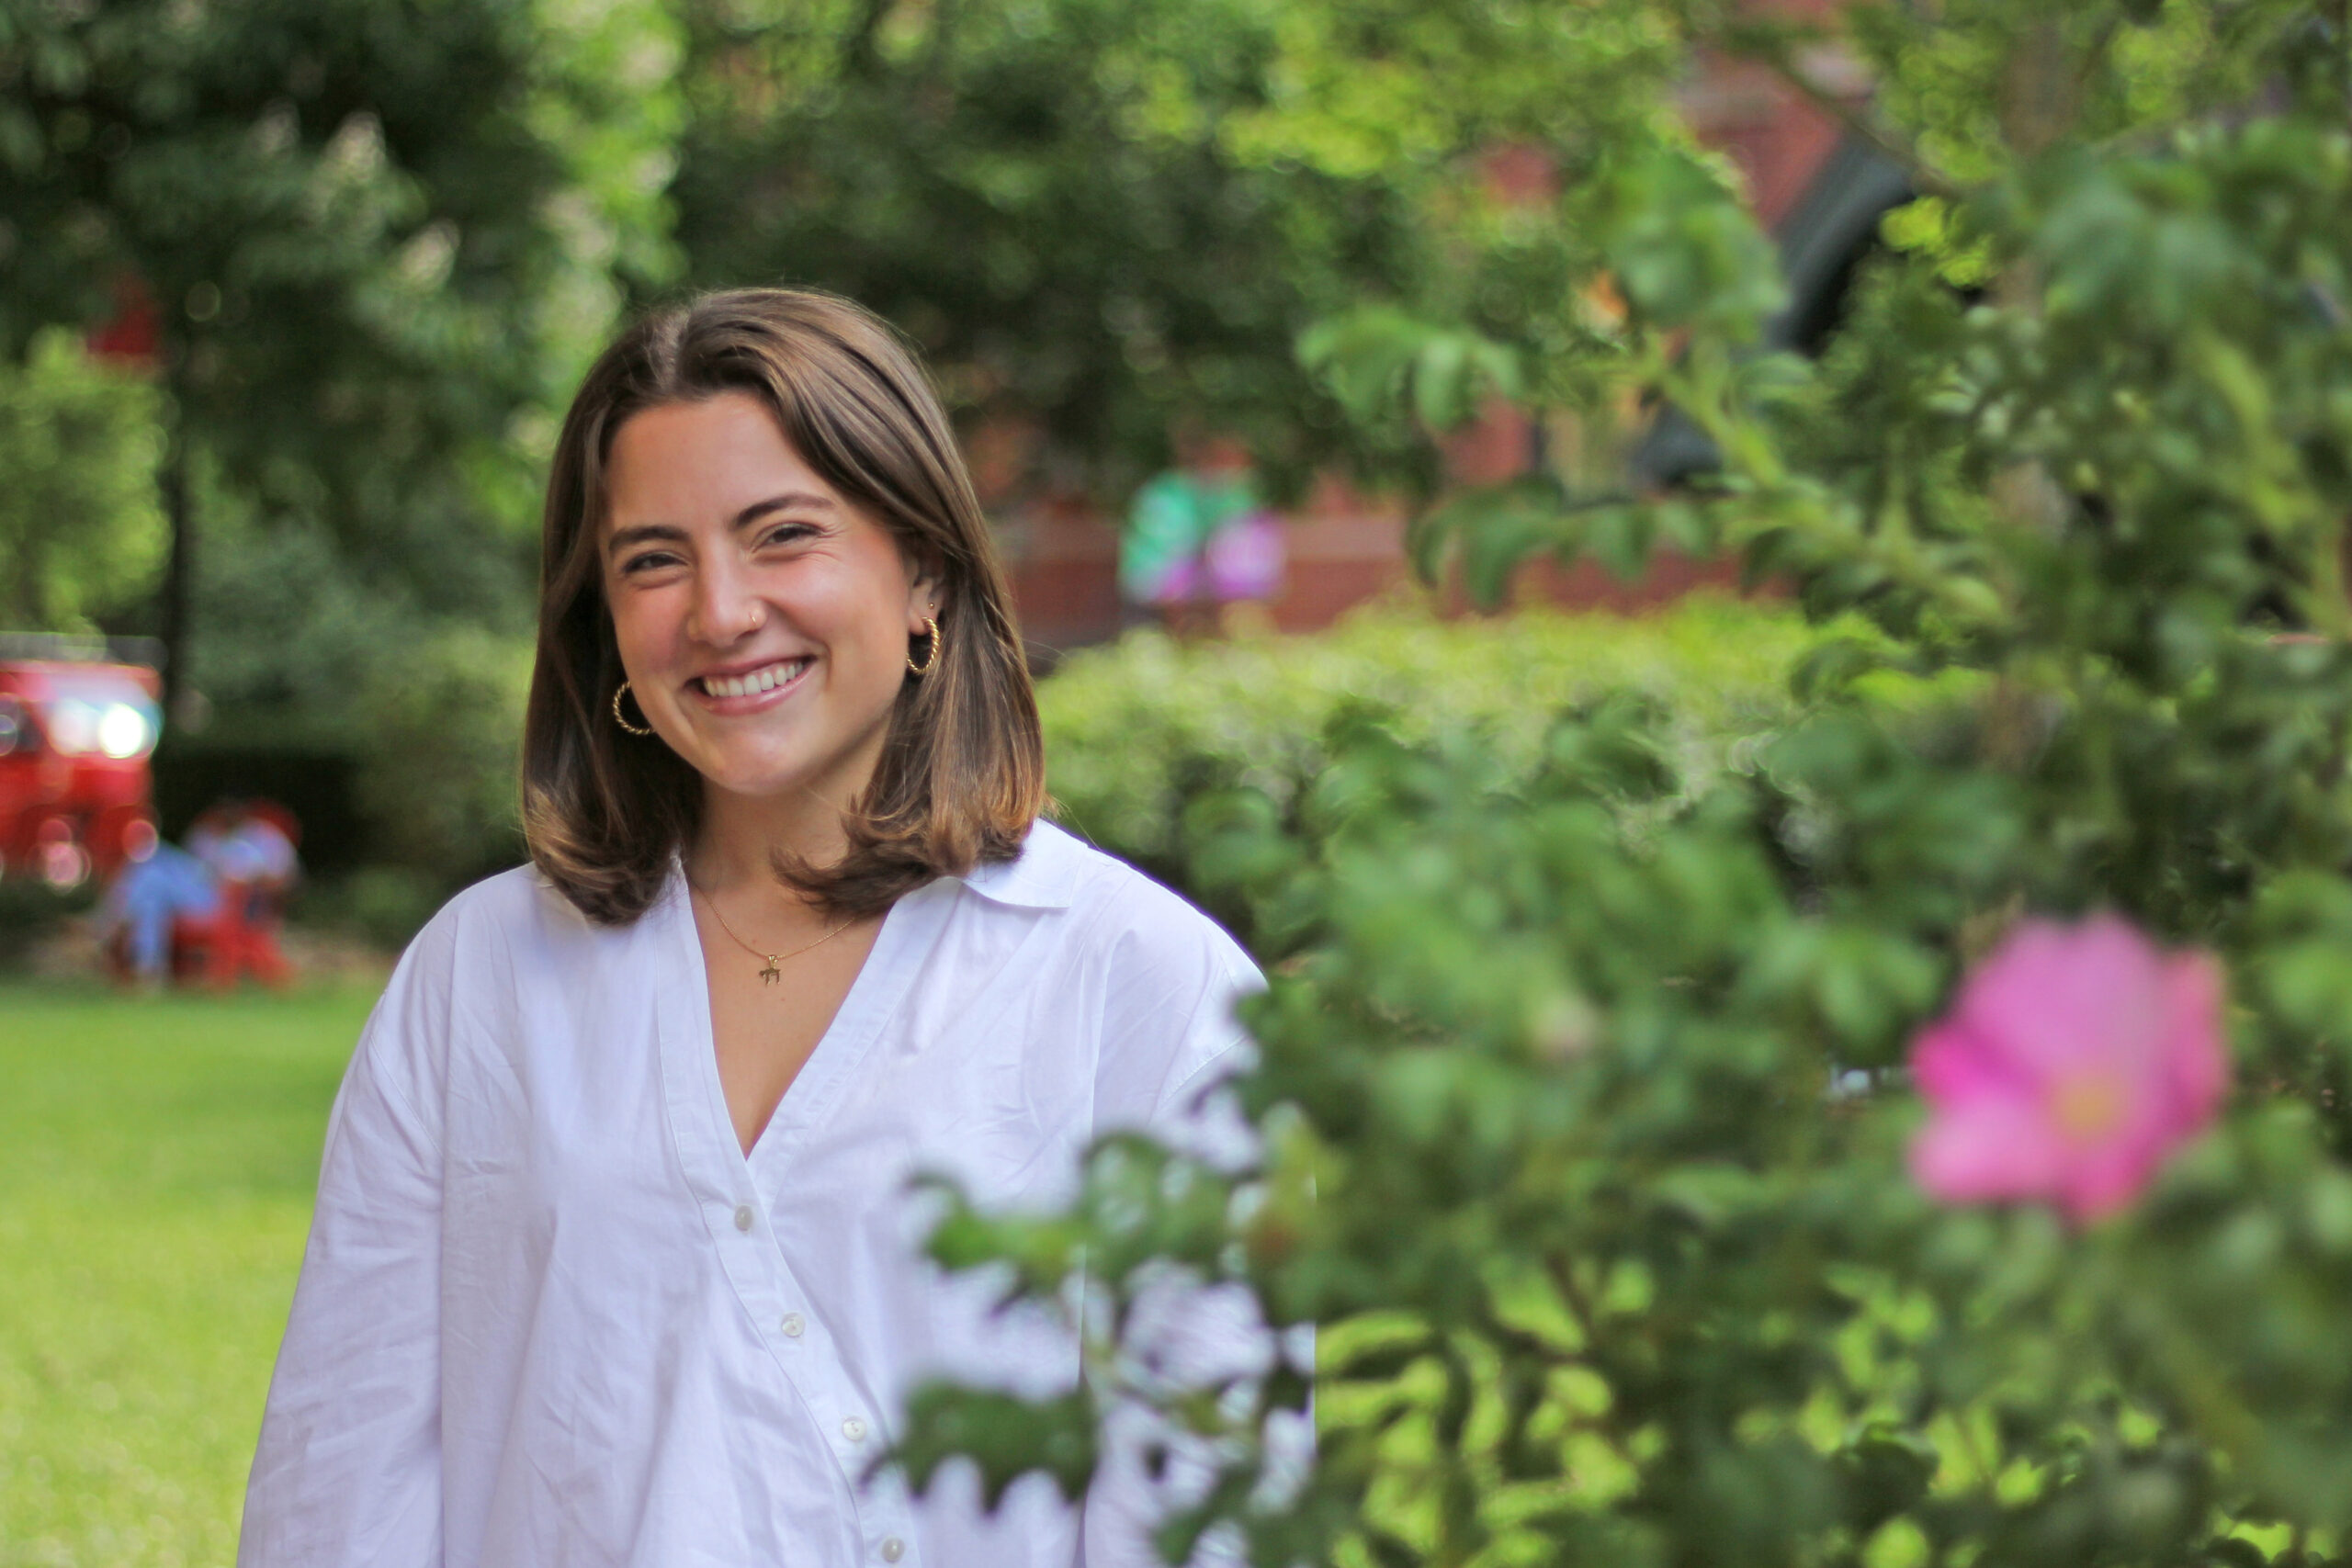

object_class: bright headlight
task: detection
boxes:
[97,703,152,760]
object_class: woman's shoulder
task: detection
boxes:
[968,819,1265,1072]
[355,864,642,1092]
[968,822,1264,1134]
[962,819,1257,982]
[390,861,624,992]
[410,859,572,940]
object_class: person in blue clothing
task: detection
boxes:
[96,820,220,987]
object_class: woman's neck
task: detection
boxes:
[689,783,853,900]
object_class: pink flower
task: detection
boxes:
[1908,914,2229,1224]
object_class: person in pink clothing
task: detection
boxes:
[1118,430,1286,636]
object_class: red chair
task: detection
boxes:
[171,798,301,988]
[168,878,293,989]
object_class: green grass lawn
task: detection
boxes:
[0,982,379,1567]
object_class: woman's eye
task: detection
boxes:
[758,523,818,550]
[620,550,682,576]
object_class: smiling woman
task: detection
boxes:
[601,396,928,827]
[234,290,1292,1568]
[523,288,1044,927]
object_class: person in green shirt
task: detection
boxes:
[1118,431,1285,633]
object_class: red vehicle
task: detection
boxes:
[0,637,164,890]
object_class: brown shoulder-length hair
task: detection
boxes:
[521,288,1045,926]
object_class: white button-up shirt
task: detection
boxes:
[239,822,1268,1567]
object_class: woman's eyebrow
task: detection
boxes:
[606,522,686,558]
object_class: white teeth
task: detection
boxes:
[702,659,808,700]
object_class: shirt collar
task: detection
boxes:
[956,818,1085,910]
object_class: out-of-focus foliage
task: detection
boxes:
[0,327,163,629]
[667,0,1676,491]
[902,5,2352,1566]
[1039,596,1816,897]
[0,0,682,694]
[177,479,449,730]
[351,624,532,891]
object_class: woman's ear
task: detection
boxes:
[904,549,945,623]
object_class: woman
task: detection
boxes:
[240,290,1272,1565]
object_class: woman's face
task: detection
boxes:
[600,391,933,811]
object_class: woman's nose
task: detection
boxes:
[687,562,766,645]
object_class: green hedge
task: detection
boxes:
[1036,594,1823,886]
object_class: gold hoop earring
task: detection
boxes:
[611,680,655,736]
[907,615,941,677]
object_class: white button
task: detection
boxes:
[733,1204,754,1232]
[880,1539,905,1562]
[842,1416,867,1442]
[780,1313,805,1337]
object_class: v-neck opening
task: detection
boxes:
[664,867,957,1194]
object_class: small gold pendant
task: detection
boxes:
[760,957,781,985]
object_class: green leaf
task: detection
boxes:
[895,1384,1099,1507]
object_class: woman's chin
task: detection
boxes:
[688,743,855,806]
[697,760,820,801]
[677,711,894,813]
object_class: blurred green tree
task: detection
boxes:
[0,327,164,631]
[666,0,1672,491]
[0,0,683,709]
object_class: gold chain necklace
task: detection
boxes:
[691,882,853,986]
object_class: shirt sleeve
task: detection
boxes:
[239,917,455,1568]
[1080,886,1306,1566]
[1086,878,1263,1135]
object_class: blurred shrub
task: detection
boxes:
[292,865,450,955]
[0,878,95,972]
[1038,595,1818,893]
[351,626,533,896]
